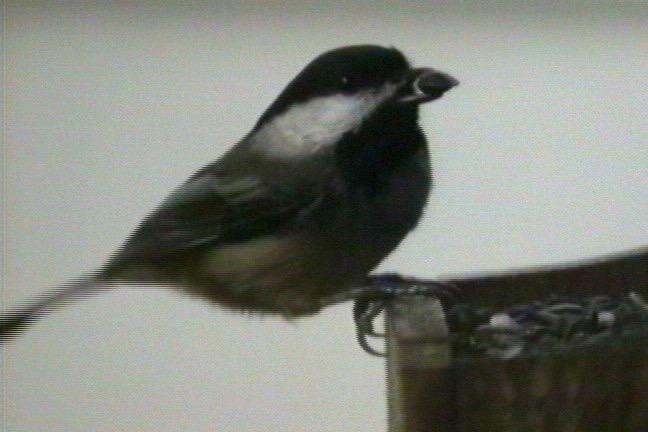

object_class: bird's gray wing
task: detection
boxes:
[114,169,318,262]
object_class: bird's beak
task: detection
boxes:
[396,68,459,104]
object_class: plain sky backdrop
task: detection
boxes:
[2,1,647,431]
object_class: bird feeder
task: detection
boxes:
[385,247,648,432]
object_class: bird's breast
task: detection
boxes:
[186,150,430,317]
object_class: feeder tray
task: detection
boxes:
[386,247,648,432]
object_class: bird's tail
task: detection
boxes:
[0,274,108,344]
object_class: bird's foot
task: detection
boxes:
[322,273,460,356]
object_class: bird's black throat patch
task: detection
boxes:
[335,104,425,198]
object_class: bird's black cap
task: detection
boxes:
[255,45,411,128]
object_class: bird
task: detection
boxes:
[0,45,458,343]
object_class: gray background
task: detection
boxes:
[2,1,647,431]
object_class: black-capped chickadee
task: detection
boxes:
[1,45,458,342]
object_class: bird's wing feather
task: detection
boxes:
[115,169,317,262]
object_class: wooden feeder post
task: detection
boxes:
[385,248,648,432]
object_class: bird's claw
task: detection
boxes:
[352,274,460,356]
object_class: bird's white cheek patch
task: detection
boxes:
[252,85,396,159]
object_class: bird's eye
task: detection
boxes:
[339,75,360,91]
